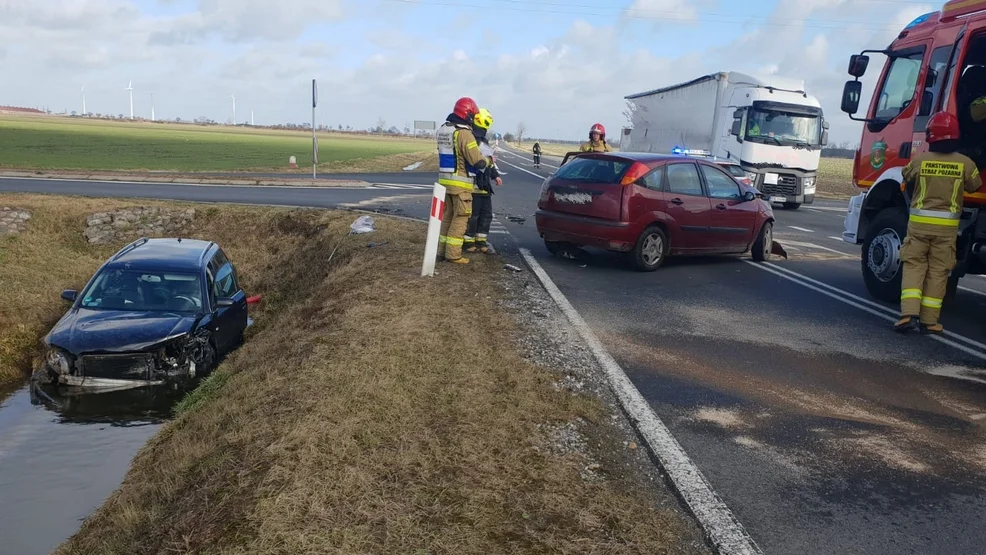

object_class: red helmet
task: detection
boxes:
[590,123,606,139]
[926,111,960,143]
[453,97,479,121]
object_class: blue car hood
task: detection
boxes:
[47,308,199,355]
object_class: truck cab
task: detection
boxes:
[726,82,829,210]
[839,0,986,303]
[622,71,829,211]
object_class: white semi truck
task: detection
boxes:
[621,71,830,209]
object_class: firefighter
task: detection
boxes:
[895,111,982,334]
[532,140,542,168]
[436,97,489,264]
[464,108,501,254]
[579,123,612,152]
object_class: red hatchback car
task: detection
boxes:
[535,152,776,271]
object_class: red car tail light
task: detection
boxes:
[620,161,649,186]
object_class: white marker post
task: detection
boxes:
[421,182,447,277]
[312,78,318,180]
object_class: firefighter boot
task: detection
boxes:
[894,315,920,333]
[921,322,944,335]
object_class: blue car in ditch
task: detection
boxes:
[36,237,249,391]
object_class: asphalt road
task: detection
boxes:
[4,150,986,555]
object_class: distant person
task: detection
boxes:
[579,123,612,152]
[436,97,488,264]
[895,111,981,334]
[464,108,501,254]
[532,141,542,168]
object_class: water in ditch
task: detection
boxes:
[0,381,181,555]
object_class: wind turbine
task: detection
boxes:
[81,86,86,116]
[231,94,236,125]
[148,92,155,121]
[126,80,134,119]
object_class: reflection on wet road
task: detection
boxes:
[0,383,181,555]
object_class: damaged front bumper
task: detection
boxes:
[38,332,212,391]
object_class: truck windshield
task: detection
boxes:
[746,109,821,147]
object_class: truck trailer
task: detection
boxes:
[839,0,986,303]
[622,71,830,209]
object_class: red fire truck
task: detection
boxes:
[840,0,986,303]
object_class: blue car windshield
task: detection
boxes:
[80,269,204,312]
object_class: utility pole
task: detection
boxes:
[149,92,155,121]
[312,79,318,179]
[231,95,236,125]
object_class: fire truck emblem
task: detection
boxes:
[871,139,887,170]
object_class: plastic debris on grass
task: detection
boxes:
[350,215,376,234]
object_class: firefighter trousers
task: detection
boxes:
[439,190,473,260]
[534,153,541,166]
[465,193,493,251]
[900,228,956,325]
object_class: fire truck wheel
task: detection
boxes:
[861,208,907,304]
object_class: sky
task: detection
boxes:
[0,0,942,144]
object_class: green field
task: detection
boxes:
[0,115,434,173]
[816,157,854,199]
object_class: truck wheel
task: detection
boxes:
[861,208,907,303]
[783,202,801,210]
[631,226,667,272]
[752,221,773,262]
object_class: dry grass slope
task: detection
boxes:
[10,202,709,554]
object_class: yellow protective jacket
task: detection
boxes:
[579,140,612,153]
[901,151,982,236]
[437,122,487,192]
[972,96,986,123]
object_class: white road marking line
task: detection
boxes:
[958,286,986,299]
[747,261,986,360]
[497,158,549,180]
[804,206,847,212]
[497,147,560,168]
[828,236,844,242]
[520,248,763,555]
[777,240,854,256]
[787,226,815,233]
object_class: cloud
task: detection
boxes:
[0,0,946,141]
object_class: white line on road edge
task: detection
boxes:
[519,247,762,555]
[497,158,549,180]
[787,226,815,233]
[498,148,559,169]
[774,240,854,256]
[828,236,844,242]
[747,261,986,361]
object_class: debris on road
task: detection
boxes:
[504,263,523,273]
[771,240,789,259]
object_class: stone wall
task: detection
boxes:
[84,207,197,245]
[0,207,31,236]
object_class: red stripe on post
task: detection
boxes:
[431,196,440,219]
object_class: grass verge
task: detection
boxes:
[0,114,435,173]
[22,201,708,554]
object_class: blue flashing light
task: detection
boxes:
[904,11,934,29]
[672,146,684,155]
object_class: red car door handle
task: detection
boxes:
[670,198,684,205]
[715,203,727,210]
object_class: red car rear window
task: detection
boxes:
[554,157,632,184]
